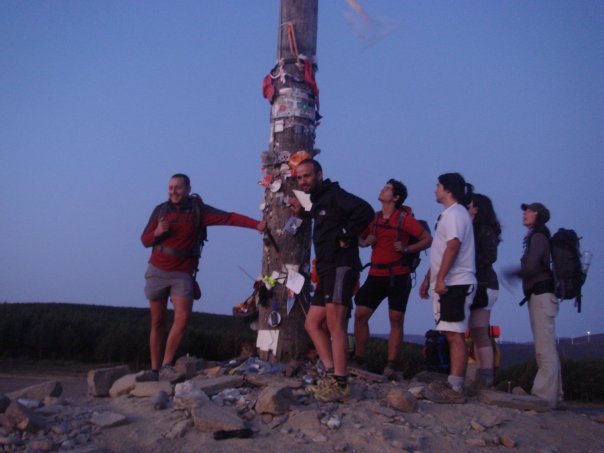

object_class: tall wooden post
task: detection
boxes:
[257,0,319,362]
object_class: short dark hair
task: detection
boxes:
[171,173,191,187]
[387,178,407,209]
[469,193,501,239]
[298,159,322,174]
[438,172,473,205]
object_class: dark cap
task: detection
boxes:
[521,202,550,224]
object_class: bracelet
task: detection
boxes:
[403,246,410,254]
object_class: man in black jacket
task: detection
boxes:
[291,159,373,402]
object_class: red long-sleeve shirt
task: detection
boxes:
[141,197,259,274]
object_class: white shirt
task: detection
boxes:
[430,202,476,287]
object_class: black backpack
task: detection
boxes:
[421,330,450,374]
[551,228,586,312]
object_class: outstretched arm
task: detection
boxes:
[201,204,264,232]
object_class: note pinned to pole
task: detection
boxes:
[292,190,312,211]
[286,269,305,294]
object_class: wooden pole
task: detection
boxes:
[257,0,319,362]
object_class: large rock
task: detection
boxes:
[4,401,47,432]
[173,381,209,409]
[287,409,321,437]
[7,381,62,401]
[130,381,173,398]
[386,387,418,413]
[255,385,294,415]
[191,404,246,433]
[175,355,204,379]
[190,375,244,396]
[109,373,137,398]
[478,390,551,412]
[90,411,129,429]
[87,365,130,397]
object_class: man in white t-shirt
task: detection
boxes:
[420,172,476,403]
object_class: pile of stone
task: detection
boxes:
[0,380,103,452]
[3,354,595,452]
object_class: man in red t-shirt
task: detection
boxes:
[352,179,432,378]
[140,173,265,382]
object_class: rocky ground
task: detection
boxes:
[1,357,603,453]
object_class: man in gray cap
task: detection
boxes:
[512,201,563,409]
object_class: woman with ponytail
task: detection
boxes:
[467,193,501,388]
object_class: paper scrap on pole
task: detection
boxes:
[286,269,305,294]
[292,190,312,211]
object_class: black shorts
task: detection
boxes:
[438,284,473,323]
[355,274,411,313]
[312,266,359,309]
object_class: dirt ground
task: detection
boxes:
[2,360,604,453]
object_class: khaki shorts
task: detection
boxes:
[144,264,194,300]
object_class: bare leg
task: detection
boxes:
[305,305,333,369]
[162,296,193,366]
[387,309,404,363]
[353,305,373,359]
[469,308,493,370]
[149,298,168,370]
[326,303,349,376]
[445,331,468,378]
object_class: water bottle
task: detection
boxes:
[581,250,593,274]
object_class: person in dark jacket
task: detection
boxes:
[466,193,501,388]
[291,159,373,402]
[516,202,563,408]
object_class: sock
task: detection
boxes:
[478,368,494,386]
[448,375,464,392]
[353,356,365,365]
[334,375,348,388]
[386,360,396,368]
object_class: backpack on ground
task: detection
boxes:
[421,330,450,374]
[550,228,587,313]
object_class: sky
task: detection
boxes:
[1,1,603,343]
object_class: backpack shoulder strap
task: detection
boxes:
[190,193,207,245]
[370,211,380,237]
[395,208,409,242]
[157,201,170,222]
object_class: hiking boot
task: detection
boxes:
[135,369,159,382]
[424,381,466,404]
[312,379,350,403]
[305,373,335,395]
[159,364,185,384]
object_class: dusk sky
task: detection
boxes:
[2,1,603,343]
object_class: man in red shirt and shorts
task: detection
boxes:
[140,173,265,382]
[353,179,432,378]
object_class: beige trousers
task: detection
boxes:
[528,292,564,408]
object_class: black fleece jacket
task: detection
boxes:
[309,179,374,276]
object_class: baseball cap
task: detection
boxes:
[521,202,550,224]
